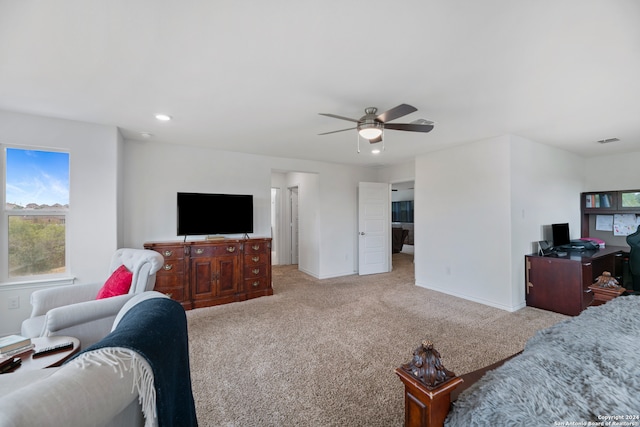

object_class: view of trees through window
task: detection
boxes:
[621,192,640,208]
[5,148,69,278]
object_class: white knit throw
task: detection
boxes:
[71,347,157,427]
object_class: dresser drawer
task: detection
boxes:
[244,241,270,254]
[190,243,241,258]
[244,277,270,292]
[147,245,183,260]
[244,264,268,278]
[244,253,269,265]
[156,286,186,302]
[154,273,183,289]
[157,260,184,276]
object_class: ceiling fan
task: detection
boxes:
[318,104,434,146]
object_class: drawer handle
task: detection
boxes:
[252,281,260,287]
[252,268,260,275]
[163,250,173,257]
[252,256,259,262]
[195,248,204,254]
[252,244,260,250]
[227,246,236,253]
[163,264,173,271]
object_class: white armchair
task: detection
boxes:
[21,248,164,348]
[2,291,177,427]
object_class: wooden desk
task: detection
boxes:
[2,336,80,373]
[525,246,626,316]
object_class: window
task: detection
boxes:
[2,147,69,281]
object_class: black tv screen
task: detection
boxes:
[551,223,570,247]
[177,192,253,236]
[392,201,414,223]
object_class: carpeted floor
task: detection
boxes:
[186,253,567,426]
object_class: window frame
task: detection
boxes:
[1,145,71,284]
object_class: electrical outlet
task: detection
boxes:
[8,296,19,310]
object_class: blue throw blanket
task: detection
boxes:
[68,297,198,427]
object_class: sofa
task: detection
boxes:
[0,291,197,427]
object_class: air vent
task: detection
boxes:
[597,137,620,144]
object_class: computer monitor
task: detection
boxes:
[551,223,570,247]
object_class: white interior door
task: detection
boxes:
[358,182,391,275]
[289,186,299,265]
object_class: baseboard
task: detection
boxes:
[297,266,356,280]
[414,281,525,312]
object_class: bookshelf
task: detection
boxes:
[581,189,640,240]
[582,191,616,213]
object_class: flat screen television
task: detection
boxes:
[551,223,570,247]
[392,200,414,223]
[177,192,253,236]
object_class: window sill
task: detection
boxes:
[0,276,75,290]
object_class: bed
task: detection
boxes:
[396,294,640,427]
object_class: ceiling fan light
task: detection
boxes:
[357,122,383,139]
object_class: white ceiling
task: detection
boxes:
[1,1,639,166]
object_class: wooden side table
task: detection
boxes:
[588,285,626,306]
[2,336,80,373]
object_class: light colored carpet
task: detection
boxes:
[186,253,567,426]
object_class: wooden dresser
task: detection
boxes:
[144,238,272,309]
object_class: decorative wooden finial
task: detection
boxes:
[593,271,620,288]
[400,340,456,389]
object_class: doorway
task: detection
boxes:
[391,180,414,257]
[270,188,280,264]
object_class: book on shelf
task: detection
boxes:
[0,335,31,355]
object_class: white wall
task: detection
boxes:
[376,161,415,185]
[0,110,121,335]
[584,151,640,191]
[509,135,584,308]
[287,172,320,276]
[413,135,584,311]
[123,140,377,280]
[414,136,514,309]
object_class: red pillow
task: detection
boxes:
[96,265,133,299]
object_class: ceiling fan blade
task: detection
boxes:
[368,135,383,143]
[383,122,434,133]
[318,127,357,136]
[375,104,417,123]
[319,113,360,123]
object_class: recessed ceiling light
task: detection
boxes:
[155,114,172,121]
[371,149,381,154]
[140,132,153,138]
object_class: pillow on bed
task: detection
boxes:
[96,265,133,299]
